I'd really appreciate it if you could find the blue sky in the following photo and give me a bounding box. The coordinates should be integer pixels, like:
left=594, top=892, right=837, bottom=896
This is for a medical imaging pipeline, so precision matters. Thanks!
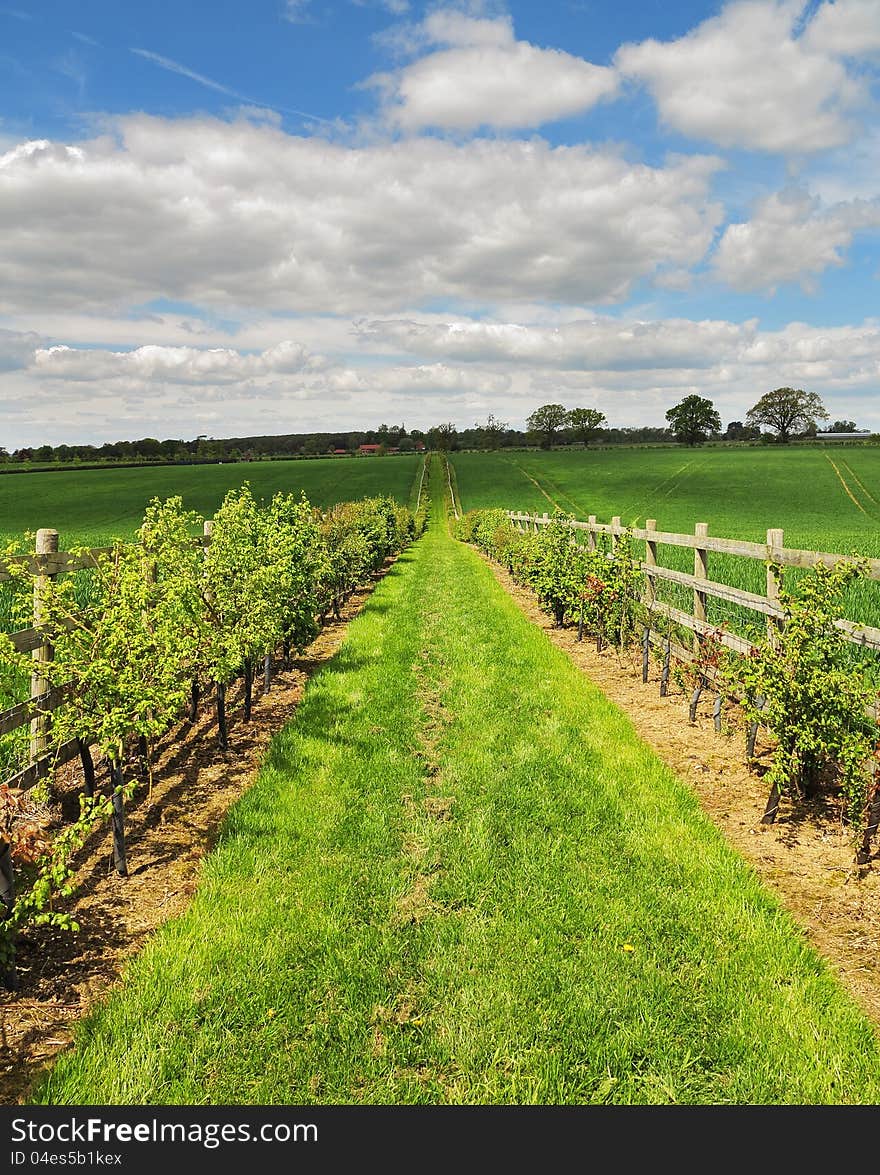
left=1, top=0, right=878, bottom=446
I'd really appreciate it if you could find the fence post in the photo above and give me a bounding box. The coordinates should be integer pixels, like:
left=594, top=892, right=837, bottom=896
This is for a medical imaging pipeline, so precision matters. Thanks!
left=30, top=528, right=59, bottom=763
left=694, top=522, right=709, bottom=623
left=542, top=512, right=549, bottom=527
left=611, top=516, right=621, bottom=553
left=766, top=528, right=784, bottom=643
left=644, top=519, right=657, bottom=606
left=587, top=515, right=597, bottom=553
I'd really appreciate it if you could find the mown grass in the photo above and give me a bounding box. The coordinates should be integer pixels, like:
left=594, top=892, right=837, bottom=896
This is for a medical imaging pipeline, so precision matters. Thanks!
left=0, top=455, right=421, bottom=547
left=30, top=457, right=880, bottom=1105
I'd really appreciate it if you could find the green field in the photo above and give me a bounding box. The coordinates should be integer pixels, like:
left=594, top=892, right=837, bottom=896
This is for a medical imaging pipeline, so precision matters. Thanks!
left=451, top=447, right=880, bottom=556
left=29, top=458, right=880, bottom=1106
left=0, top=455, right=422, bottom=547
left=451, top=447, right=880, bottom=645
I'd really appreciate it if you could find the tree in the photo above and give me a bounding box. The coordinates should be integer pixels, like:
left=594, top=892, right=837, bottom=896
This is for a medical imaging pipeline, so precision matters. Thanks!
left=475, top=413, right=508, bottom=450
left=665, top=395, right=721, bottom=446
left=565, top=407, right=606, bottom=445
left=428, top=422, right=458, bottom=451
left=723, top=421, right=761, bottom=442
left=830, top=420, right=858, bottom=433
left=746, top=387, right=829, bottom=443
left=526, top=403, right=568, bottom=448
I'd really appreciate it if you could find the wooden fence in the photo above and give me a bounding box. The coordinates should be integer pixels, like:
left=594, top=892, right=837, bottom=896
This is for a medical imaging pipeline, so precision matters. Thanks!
left=0, top=526, right=213, bottom=793
left=506, top=510, right=880, bottom=670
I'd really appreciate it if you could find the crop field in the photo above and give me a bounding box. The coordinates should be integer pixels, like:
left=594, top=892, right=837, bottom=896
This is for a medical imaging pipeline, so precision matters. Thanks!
left=451, top=447, right=880, bottom=643
left=0, top=454, right=422, bottom=547
left=451, top=447, right=880, bottom=555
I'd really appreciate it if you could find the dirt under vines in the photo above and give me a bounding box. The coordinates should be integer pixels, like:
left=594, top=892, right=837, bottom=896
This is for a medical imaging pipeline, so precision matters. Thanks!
left=4, top=548, right=880, bottom=1106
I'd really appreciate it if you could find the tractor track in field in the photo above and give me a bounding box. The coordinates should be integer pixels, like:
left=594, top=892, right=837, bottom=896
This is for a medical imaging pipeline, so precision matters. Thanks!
left=824, top=454, right=874, bottom=518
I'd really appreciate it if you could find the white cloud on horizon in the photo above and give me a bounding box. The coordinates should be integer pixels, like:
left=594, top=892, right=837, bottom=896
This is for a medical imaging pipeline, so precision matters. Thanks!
left=4, top=312, right=880, bottom=448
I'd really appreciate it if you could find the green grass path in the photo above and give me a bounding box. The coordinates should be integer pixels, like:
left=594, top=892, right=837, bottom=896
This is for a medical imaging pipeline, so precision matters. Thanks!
left=33, top=458, right=880, bottom=1105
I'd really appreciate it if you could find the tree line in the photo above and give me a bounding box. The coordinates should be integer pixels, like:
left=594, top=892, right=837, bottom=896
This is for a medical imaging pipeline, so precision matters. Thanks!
left=524, top=389, right=869, bottom=448
left=2, top=389, right=871, bottom=467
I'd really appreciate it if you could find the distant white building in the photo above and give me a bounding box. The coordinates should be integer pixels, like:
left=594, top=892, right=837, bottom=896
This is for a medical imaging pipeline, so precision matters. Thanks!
left=815, top=431, right=873, bottom=441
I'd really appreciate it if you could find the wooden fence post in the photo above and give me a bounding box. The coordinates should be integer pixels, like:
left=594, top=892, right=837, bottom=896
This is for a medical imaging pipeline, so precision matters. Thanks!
left=766, top=528, right=784, bottom=643
left=30, top=528, right=58, bottom=763
left=587, top=516, right=597, bottom=553
left=611, top=516, right=621, bottom=553
left=644, top=519, right=657, bottom=606
left=694, top=523, right=709, bottom=653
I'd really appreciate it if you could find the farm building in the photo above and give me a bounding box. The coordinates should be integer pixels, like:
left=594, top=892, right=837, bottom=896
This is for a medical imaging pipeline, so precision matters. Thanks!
left=815, top=431, right=873, bottom=441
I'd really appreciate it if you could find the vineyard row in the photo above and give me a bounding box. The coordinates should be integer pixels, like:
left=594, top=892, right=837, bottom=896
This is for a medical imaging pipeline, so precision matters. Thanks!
left=0, top=472, right=429, bottom=986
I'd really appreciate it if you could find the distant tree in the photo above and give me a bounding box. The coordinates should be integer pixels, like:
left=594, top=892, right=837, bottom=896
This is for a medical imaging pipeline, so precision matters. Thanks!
left=724, top=421, right=762, bottom=442
left=476, top=413, right=508, bottom=450
left=526, top=403, right=568, bottom=448
left=829, top=420, right=858, bottom=433
left=565, top=407, right=606, bottom=445
left=746, top=388, right=829, bottom=443
left=428, top=422, right=458, bottom=451
left=665, top=395, right=721, bottom=446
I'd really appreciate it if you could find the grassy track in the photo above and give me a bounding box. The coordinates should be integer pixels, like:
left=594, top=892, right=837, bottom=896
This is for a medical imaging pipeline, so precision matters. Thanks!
left=31, top=457, right=880, bottom=1105
left=0, top=455, right=421, bottom=546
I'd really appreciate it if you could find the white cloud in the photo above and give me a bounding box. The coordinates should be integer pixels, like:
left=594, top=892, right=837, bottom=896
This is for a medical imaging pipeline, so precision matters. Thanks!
left=355, top=315, right=756, bottom=369
left=6, top=312, right=880, bottom=444
left=32, top=340, right=324, bottom=383
left=616, top=0, right=869, bottom=153
left=803, top=0, right=880, bottom=57
left=282, top=1, right=312, bottom=23
left=367, top=10, right=618, bottom=131
left=0, top=115, right=723, bottom=315
left=713, top=187, right=880, bottom=292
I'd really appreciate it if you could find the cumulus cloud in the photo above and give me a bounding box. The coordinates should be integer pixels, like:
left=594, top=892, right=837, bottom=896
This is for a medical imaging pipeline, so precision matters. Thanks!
left=713, top=187, right=880, bottom=292
left=803, top=0, right=880, bottom=57
left=367, top=10, right=619, bottom=131
left=32, top=340, right=324, bottom=383
left=616, top=0, right=869, bottom=153
left=352, top=312, right=880, bottom=404
left=0, top=115, right=723, bottom=315
left=7, top=312, right=880, bottom=443
left=355, top=315, right=757, bottom=369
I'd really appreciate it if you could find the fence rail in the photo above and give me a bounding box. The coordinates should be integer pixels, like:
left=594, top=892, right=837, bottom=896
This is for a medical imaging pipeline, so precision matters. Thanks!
left=506, top=511, right=880, bottom=654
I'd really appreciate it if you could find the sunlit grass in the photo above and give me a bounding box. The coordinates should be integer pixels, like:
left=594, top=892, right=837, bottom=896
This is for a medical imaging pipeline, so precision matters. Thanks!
left=28, top=457, right=880, bottom=1106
